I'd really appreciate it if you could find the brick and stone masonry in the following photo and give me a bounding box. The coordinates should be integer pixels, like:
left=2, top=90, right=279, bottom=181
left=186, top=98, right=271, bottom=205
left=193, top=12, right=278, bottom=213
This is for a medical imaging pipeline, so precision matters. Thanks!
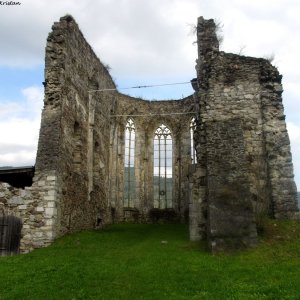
left=189, top=17, right=298, bottom=252
left=0, top=15, right=298, bottom=253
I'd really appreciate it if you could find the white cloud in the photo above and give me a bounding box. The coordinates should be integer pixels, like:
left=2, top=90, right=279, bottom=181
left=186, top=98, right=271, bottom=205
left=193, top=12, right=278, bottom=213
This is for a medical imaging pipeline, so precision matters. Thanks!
left=0, top=0, right=201, bottom=78
left=0, top=102, right=22, bottom=120
left=1, top=0, right=299, bottom=81
left=21, top=86, right=44, bottom=117
left=288, top=122, right=300, bottom=141
left=287, top=122, right=300, bottom=190
left=0, top=86, right=43, bottom=166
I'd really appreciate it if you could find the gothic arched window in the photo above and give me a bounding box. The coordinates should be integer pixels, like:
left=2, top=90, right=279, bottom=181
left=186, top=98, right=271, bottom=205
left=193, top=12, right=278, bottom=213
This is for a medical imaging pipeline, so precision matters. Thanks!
left=124, top=118, right=135, bottom=207
left=190, top=117, right=197, bottom=164
left=153, top=124, right=173, bottom=209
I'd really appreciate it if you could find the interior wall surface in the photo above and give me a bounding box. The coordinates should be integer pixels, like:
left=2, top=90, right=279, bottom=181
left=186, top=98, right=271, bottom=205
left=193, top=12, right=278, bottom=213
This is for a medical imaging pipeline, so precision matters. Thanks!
left=110, top=94, right=195, bottom=223
left=35, top=15, right=116, bottom=236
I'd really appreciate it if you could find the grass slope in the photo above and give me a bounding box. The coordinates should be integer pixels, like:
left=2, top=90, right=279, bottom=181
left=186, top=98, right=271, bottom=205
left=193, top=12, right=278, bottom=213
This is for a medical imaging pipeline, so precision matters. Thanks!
left=1, top=221, right=300, bottom=300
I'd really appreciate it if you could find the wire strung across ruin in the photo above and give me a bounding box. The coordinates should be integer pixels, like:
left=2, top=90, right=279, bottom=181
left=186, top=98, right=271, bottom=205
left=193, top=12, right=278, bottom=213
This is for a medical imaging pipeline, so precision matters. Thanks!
left=88, top=81, right=191, bottom=93
left=88, top=80, right=196, bottom=117
left=110, top=112, right=197, bottom=117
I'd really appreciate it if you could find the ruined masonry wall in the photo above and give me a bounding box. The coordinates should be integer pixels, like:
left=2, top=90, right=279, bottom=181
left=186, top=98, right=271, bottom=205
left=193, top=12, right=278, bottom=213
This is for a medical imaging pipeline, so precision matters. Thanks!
left=190, top=17, right=298, bottom=252
left=204, top=54, right=272, bottom=218
left=206, top=119, right=258, bottom=252
left=260, top=63, right=298, bottom=218
left=206, top=53, right=298, bottom=219
left=1, top=15, right=116, bottom=252
left=1, top=15, right=298, bottom=254
left=110, top=94, right=194, bottom=222
left=36, top=15, right=116, bottom=237
left=0, top=172, right=58, bottom=253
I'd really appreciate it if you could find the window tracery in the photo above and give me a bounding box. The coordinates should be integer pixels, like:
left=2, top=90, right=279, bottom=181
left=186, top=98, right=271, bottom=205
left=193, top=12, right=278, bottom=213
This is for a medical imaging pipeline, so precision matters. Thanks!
left=153, top=124, right=173, bottom=208
left=124, top=118, right=135, bottom=207
left=190, top=117, right=197, bottom=164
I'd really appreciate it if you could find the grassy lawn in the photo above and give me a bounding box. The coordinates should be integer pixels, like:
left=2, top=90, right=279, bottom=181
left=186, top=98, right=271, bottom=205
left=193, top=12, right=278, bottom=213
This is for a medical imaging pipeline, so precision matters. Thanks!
left=1, top=221, right=300, bottom=300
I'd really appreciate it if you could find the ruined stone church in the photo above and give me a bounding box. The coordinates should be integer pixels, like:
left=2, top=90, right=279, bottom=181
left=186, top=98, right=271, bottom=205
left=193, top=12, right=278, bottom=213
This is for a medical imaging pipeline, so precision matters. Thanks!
left=0, top=15, right=298, bottom=254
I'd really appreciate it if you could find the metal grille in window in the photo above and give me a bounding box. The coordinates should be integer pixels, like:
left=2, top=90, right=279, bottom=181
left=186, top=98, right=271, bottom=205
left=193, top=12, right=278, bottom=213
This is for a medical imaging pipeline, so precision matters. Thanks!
left=124, top=118, right=136, bottom=208
left=153, top=124, right=173, bottom=209
left=190, top=117, right=197, bottom=164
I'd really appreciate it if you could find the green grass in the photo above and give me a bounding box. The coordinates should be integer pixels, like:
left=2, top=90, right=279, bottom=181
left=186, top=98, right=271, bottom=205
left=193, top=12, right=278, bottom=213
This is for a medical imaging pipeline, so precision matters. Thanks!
left=1, top=221, right=300, bottom=300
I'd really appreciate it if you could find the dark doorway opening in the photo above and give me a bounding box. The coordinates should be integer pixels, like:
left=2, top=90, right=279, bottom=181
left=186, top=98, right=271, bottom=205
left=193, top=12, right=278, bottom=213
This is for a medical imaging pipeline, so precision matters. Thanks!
left=0, top=215, right=22, bottom=256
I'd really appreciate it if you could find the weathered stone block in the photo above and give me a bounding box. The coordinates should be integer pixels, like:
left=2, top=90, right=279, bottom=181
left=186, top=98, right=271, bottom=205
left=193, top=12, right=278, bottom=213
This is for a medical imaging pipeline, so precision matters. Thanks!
left=47, top=201, right=56, bottom=208
left=37, top=180, right=46, bottom=186
left=44, top=195, right=56, bottom=201
left=45, top=207, right=57, bottom=217
left=7, top=196, right=24, bottom=205
left=19, top=205, right=28, bottom=210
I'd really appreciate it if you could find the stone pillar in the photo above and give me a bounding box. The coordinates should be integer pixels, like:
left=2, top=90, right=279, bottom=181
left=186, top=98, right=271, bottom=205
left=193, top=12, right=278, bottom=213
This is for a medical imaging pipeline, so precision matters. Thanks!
left=189, top=93, right=208, bottom=241
left=190, top=17, right=220, bottom=241
left=189, top=164, right=207, bottom=241
left=206, top=120, right=257, bottom=253
left=196, top=17, right=219, bottom=88
left=87, top=92, right=95, bottom=200
left=189, top=17, right=219, bottom=242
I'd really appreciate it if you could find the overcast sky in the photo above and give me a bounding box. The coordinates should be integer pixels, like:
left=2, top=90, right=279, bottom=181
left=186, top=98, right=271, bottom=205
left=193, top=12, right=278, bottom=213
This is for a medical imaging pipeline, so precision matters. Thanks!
left=0, top=0, right=299, bottom=189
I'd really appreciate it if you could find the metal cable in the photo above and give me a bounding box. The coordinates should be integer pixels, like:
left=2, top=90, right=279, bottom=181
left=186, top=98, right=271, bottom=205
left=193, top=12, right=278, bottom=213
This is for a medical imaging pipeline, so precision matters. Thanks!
left=110, top=112, right=196, bottom=117
left=89, top=81, right=191, bottom=93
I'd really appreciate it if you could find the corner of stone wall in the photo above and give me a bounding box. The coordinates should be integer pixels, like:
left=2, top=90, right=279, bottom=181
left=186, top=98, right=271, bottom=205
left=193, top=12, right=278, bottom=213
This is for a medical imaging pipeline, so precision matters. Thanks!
left=188, top=17, right=220, bottom=243
left=0, top=171, right=60, bottom=253
left=189, top=164, right=207, bottom=241
left=259, top=60, right=299, bottom=219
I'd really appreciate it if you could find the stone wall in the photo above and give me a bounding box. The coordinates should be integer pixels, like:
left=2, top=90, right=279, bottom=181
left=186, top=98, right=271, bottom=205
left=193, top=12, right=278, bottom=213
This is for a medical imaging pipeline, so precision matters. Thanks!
left=0, top=15, right=196, bottom=253
left=39, top=15, right=116, bottom=235
left=110, top=94, right=195, bottom=222
left=206, top=119, right=257, bottom=252
left=0, top=15, right=116, bottom=252
left=34, top=15, right=196, bottom=235
left=190, top=17, right=298, bottom=252
left=1, top=15, right=298, bottom=254
left=0, top=172, right=58, bottom=253
left=259, top=63, right=298, bottom=218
